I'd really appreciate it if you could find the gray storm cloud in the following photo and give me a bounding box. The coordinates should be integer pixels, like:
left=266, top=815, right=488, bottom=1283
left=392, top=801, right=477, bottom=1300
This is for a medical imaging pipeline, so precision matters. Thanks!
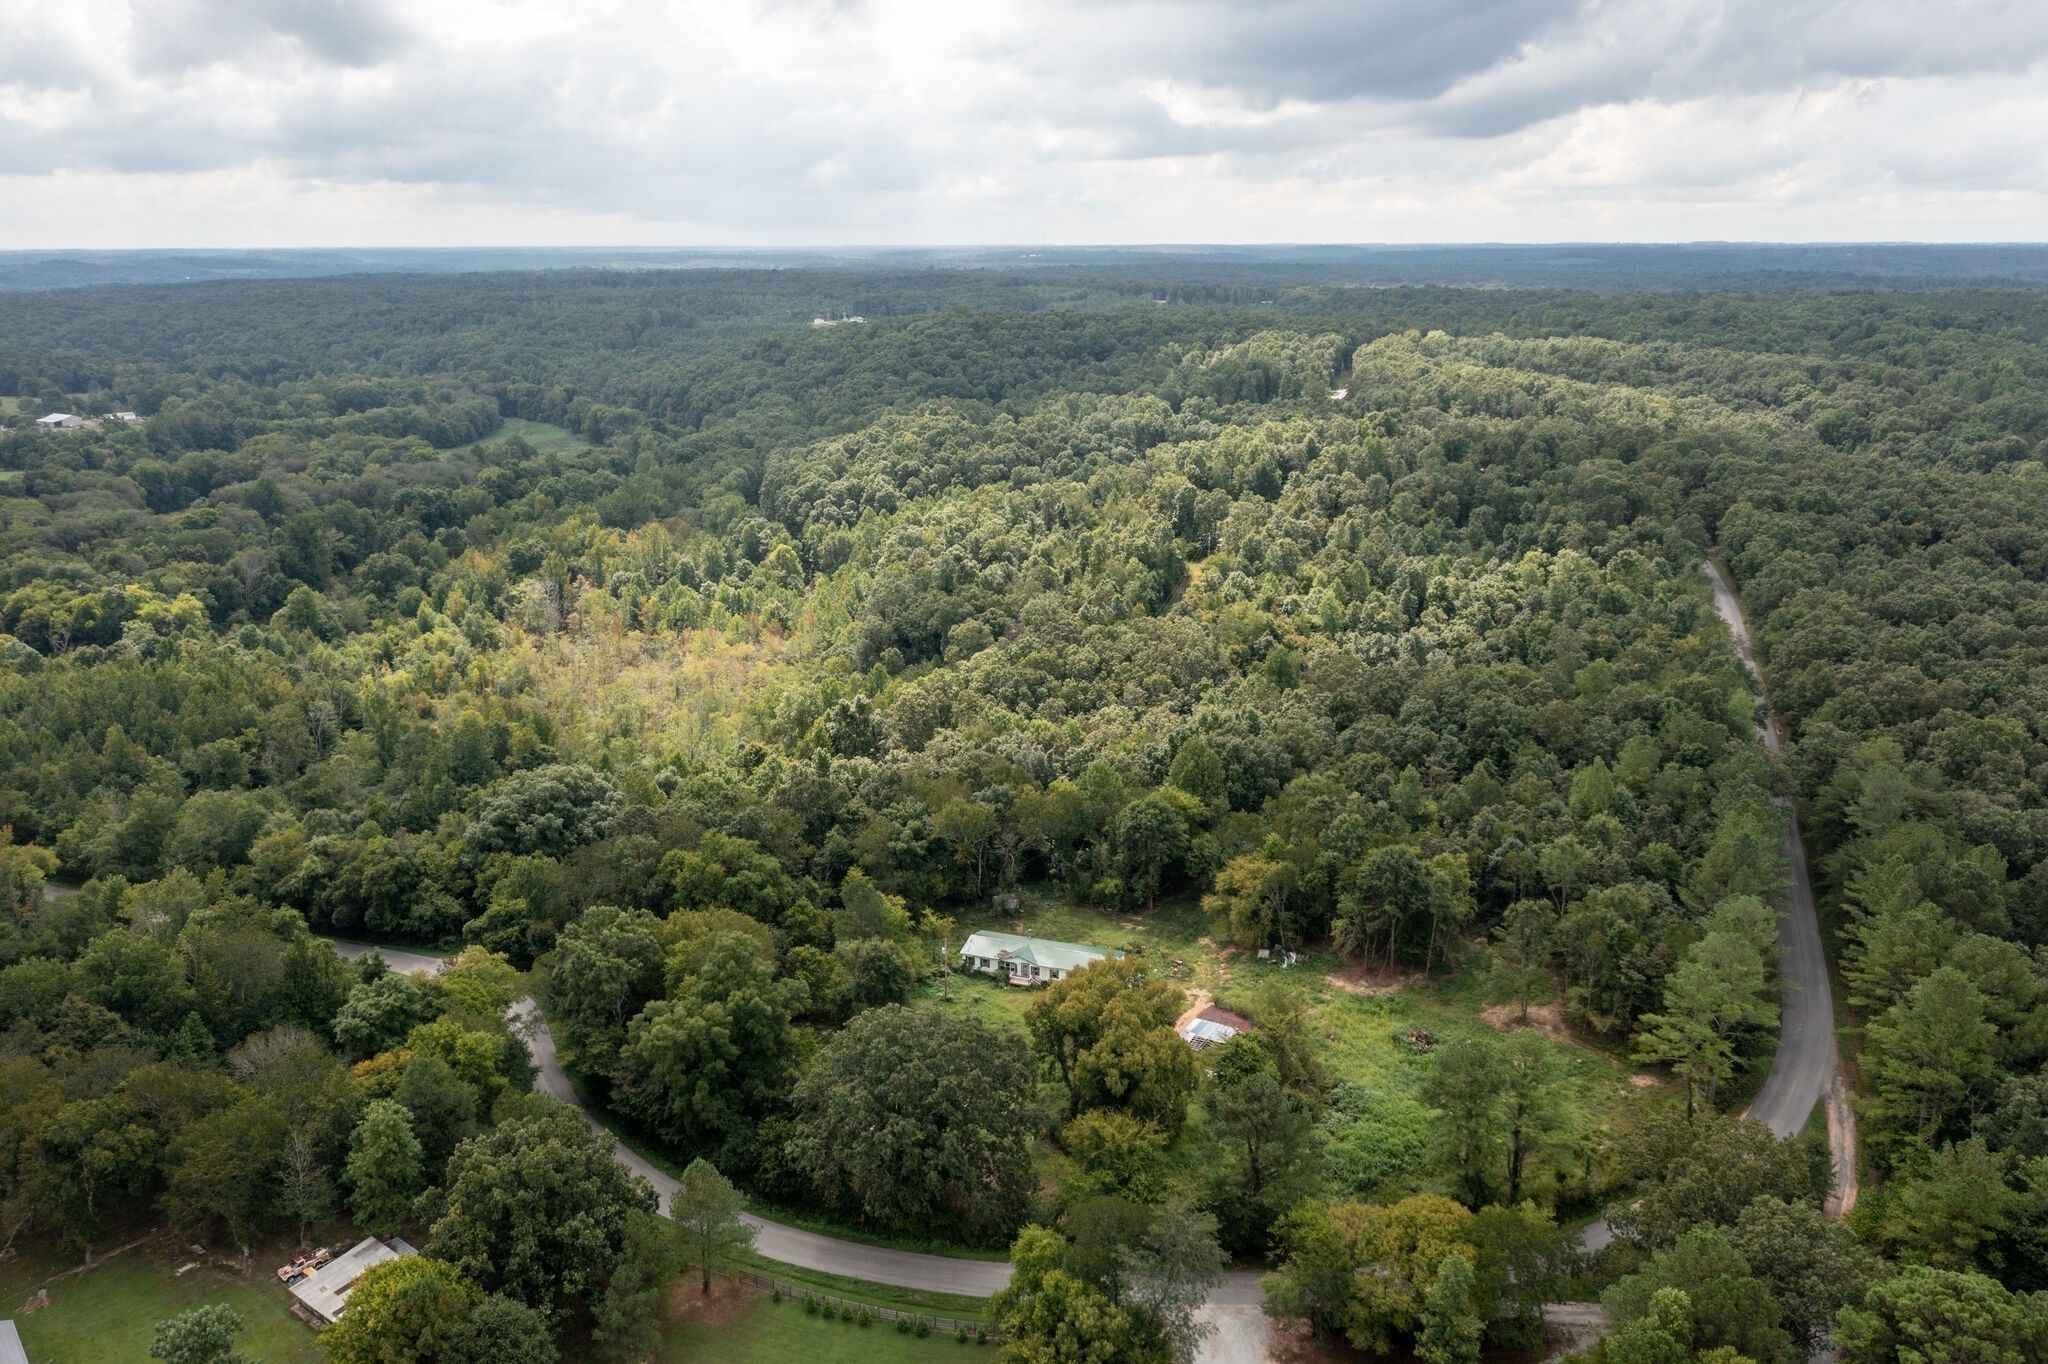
left=1, top=0, right=2045, bottom=245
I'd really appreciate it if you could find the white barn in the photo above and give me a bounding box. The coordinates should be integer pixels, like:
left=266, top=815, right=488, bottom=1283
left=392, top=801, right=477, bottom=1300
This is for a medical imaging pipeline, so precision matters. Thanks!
left=34, top=413, right=82, bottom=429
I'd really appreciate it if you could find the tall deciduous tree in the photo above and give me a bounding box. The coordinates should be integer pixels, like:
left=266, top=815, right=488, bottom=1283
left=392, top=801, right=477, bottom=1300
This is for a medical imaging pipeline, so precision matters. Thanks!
left=1728, top=1197, right=1879, bottom=1355
left=393, top=1054, right=477, bottom=1180
left=1027, top=956, right=1193, bottom=1136
left=1600, top=1226, right=1794, bottom=1364
left=1424, top=1038, right=1506, bottom=1208
left=1209, top=1070, right=1321, bottom=1256
left=161, top=1096, right=290, bottom=1251
left=610, top=933, right=807, bottom=1148
left=320, top=1257, right=477, bottom=1364
left=1120, top=1204, right=1226, bottom=1364
left=148, top=1303, right=252, bottom=1364
left=428, top=1099, right=656, bottom=1317
left=787, top=1004, right=1035, bottom=1243
left=1416, top=1253, right=1483, bottom=1364
left=346, top=1098, right=424, bottom=1237
left=468, top=763, right=621, bottom=861
left=991, top=1225, right=1170, bottom=1364
left=1113, top=794, right=1190, bottom=910
left=547, top=904, right=665, bottom=1073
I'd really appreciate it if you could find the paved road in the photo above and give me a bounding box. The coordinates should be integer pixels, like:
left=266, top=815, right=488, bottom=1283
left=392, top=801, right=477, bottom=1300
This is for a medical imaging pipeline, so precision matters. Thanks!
left=316, top=563, right=1853, bottom=1357
left=1582, top=565, right=1854, bottom=1255
left=1703, top=562, right=1856, bottom=1213
left=329, top=939, right=1271, bottom=1318
left=330, top=941, right=1024, bottom=1295
left=330, top=941, right=448, bottom=977
left=1702, top=564, right=1843, bottom=1138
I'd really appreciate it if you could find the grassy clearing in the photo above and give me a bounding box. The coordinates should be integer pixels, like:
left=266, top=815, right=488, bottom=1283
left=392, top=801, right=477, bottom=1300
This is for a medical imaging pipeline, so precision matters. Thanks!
left=729, top=1254, right=995, bottom=1317
left=447, top=416, right=587, bottom=455
left=939, top=886, right=1673, bottom=1203
left=0, top=1226, right=330, bottom=1364
left=586, top=881, right=1670, bottom=1270
left=654, top=1278, right=990, bottom=1362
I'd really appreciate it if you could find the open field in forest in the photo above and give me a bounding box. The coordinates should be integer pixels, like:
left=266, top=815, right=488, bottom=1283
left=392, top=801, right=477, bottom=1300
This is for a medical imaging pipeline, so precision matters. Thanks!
left=448, top=416, right=589, bottom=454
left=918, top=887, right=1673, bottom=1205
left=0, top=1226, right=328, bottom=1364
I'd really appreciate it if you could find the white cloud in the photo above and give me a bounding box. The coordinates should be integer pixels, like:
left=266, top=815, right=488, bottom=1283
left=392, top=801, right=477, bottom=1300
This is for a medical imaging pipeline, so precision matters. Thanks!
left=0, top=0, right=2045, bottom=245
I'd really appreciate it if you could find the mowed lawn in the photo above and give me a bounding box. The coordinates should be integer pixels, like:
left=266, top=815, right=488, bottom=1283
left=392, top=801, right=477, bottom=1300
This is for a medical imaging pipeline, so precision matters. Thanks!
left=0, top=1230, right=324, bottom=1364
left=657, top=1279, right=990, bottom=1363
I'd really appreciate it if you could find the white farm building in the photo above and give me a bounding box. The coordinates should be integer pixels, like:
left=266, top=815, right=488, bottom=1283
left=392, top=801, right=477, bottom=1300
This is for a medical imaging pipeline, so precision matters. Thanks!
left=960, top=931, right=1121, bottom=986
left=288, top=1236, right=417, bottom=1325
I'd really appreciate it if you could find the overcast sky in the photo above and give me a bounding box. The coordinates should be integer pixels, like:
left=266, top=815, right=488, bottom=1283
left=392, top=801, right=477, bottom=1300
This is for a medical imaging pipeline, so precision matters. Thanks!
left=4, top=0, right=2046, bottom=248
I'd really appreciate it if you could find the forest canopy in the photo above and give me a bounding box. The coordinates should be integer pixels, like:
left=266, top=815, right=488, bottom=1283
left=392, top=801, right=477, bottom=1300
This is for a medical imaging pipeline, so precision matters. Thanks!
left=3, top=264, right=2047, bottom=1359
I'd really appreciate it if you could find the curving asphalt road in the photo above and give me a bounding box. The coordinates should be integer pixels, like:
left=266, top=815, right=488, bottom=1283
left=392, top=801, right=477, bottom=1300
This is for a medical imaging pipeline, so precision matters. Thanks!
left=328, top=940, right=1028, bottom=1296
left=329, top=934, right=1280, bottom=1364
left=191, top=564, right=1858, bottom=1360
left=1703, top=564, right=1851, bottom=1163
left=1581, top=565, right=1855, bottom=1255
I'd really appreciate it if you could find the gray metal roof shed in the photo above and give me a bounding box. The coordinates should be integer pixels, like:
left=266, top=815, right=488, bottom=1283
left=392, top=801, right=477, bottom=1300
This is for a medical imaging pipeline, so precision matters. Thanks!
left=0, top=1319, right=28, bottom=1364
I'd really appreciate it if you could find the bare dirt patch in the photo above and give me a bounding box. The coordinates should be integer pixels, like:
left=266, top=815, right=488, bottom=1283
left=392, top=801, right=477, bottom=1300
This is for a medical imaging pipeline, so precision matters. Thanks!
left=1325, top=960, right=1421, bottom=996
left=1173, top=989, right=1215, bottom=1033
left=1479, top=999, right=1574, bottom=1045
left=665, top=1275, right=760, bottom=1329
left=1628, top=1074, right=1658, bottom=1088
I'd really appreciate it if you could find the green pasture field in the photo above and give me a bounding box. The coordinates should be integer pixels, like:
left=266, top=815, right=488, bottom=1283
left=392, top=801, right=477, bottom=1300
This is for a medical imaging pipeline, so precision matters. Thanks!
left=655, top=1279, right=990, bottom=1363
left=449, top=417, right=588, bottom=455
left=0, top=1227, right=327, bottom=1364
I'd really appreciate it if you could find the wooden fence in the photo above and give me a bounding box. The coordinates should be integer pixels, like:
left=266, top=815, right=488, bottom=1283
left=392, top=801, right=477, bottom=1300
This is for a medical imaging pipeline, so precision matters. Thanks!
left=723, top=1267, right=999, bottom=1341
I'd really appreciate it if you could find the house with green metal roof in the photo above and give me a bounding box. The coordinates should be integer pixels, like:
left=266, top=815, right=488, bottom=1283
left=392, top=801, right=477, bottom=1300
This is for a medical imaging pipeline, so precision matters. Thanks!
left=959, top=930, right=1121, bottom=985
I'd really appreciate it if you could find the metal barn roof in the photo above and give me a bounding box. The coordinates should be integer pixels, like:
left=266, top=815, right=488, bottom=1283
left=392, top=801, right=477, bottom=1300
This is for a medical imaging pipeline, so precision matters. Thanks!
left=959, top=931, right=1122, bottom=974
left=289, top=1236, right=417, bottom=1323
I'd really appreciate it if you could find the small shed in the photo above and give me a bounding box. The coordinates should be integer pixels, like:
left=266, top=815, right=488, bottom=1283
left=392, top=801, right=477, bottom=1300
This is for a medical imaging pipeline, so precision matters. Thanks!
left=289, top=1236, right=418, bottom=1325
left=0, top=1319, right=27, bottom=1364
left=1178, top=1005, right=1255, bottom=1049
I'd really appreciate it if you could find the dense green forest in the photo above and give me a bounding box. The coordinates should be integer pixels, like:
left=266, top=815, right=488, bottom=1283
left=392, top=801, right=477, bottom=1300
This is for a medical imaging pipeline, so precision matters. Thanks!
left=2, top=268, right=2045, bottom=1362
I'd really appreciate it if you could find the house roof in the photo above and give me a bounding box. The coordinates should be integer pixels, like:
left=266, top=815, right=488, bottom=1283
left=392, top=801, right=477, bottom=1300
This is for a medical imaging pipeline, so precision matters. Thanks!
left=289, top=1236, right=416, bottom=1323
left=34, top=413, right=74, bottom=425
left=960, top=931, right=1121, bottom=974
